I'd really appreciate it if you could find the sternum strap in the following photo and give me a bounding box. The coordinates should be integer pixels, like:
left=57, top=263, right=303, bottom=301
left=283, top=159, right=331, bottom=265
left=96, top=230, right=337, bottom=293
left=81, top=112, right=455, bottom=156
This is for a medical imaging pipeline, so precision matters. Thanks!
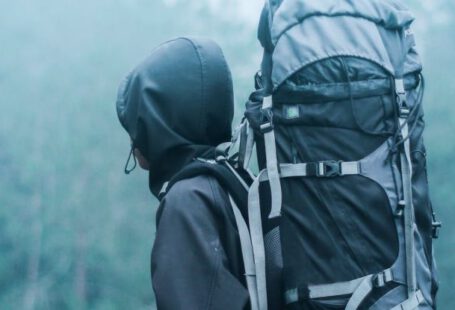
left=284, top=269, right=394, bottom=306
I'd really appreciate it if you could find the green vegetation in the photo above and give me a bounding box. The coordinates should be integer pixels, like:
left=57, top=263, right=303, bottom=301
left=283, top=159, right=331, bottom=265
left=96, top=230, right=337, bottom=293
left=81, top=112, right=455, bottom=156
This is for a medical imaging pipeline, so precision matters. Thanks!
left=0, top=0, right=453, bottom=309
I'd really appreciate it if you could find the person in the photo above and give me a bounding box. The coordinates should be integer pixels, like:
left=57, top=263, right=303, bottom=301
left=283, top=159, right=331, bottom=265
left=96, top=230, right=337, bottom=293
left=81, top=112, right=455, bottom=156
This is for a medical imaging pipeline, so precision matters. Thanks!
left=116, top=37, right=250, bottom=310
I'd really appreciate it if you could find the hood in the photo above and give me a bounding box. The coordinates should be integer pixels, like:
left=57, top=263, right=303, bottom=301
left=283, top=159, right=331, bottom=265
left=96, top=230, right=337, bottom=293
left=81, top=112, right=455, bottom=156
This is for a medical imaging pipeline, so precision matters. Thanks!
left=116, top=37, right=234, bottom=197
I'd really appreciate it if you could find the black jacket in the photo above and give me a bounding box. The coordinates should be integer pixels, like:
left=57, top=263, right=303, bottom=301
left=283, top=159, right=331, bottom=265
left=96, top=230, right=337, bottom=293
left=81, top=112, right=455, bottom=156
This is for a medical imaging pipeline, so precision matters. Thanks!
left=116, top=37, right=249, bottom=309
left=152, top=175, right=249, bottom=310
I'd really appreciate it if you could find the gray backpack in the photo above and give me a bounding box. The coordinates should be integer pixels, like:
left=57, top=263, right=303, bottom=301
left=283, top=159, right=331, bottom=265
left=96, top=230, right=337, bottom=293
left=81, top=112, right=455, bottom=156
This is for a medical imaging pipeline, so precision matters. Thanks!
left=237, top=1, right=441, bottom=309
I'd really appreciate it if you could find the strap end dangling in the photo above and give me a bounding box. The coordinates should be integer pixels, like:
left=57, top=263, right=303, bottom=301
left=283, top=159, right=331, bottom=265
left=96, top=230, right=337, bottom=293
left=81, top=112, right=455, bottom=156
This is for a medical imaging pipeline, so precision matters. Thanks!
left=124, top=146, right=137, bottom=174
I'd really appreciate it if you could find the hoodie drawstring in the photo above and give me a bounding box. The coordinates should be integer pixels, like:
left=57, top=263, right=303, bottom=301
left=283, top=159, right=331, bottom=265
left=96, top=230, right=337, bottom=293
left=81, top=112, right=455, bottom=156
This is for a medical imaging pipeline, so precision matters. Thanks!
left=124, top=146, right=137, bottom=174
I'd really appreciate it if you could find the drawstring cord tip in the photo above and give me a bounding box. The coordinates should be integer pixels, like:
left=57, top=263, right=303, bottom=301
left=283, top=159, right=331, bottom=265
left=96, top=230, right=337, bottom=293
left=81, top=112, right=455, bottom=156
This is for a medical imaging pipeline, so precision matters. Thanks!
left=124, top=146, right=137, bottom=174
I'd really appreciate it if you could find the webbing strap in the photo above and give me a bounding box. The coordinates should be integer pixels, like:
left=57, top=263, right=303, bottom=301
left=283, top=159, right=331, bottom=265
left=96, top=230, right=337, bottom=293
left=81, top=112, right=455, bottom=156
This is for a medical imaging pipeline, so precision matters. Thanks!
left=391, top=290, right=425, bottom=310
left=341, top=162, right=362, bottom=175
left=400, top=121, right=417, bottom=295
left=243, top=123, right=255, bottom=170
left=345, top=276, right=374, bottom=310
left=223, top=160, right=250, bottom=190
left=235, top=119, right=248, bottom=164
left=309, top=275, right=368, bottom=299
left=284, top=269, right=393, bottom=306
left=248, top=170, right=268, bottom=310
left=229, top=195, right=259, bottom=310
left=262, top=96, right=282, bottom=219
left=396, top=78, right=417, bottom=296
left=258, top=161, right=361, bottom=182
left=282, top=161, right=360, bottom=178
left=345, top=269, right=393, bottom=310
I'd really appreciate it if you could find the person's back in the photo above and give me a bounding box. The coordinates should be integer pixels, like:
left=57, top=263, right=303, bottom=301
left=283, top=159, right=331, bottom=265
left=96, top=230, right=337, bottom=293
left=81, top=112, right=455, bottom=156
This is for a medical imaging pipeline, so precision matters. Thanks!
left=116, top=37, right=250, bottom=309
left=153, top=175, right=249, bottom=309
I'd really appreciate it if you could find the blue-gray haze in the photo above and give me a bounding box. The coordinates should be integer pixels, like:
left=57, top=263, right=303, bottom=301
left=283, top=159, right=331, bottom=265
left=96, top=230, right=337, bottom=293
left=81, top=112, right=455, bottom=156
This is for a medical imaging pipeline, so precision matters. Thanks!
left=0, top=0, right=453, bottom=309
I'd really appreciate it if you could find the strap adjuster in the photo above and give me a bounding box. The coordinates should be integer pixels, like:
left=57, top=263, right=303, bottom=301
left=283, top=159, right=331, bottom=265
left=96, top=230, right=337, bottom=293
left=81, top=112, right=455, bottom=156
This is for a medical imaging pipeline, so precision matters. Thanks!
left=260, top=108, right=274, bottom=133
left=372, top=270, right=393, bottom=288
left=317, top=160, right=341, bottom=177
left=284, top=286, right=310, bottom=305
left=260, top=122, right=274, bottom=133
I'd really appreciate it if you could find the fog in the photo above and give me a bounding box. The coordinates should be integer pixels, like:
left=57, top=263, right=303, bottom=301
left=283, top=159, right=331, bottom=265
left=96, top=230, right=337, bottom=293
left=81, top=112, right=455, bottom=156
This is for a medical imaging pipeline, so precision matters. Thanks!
left=0, top=0, right=453, bottom=309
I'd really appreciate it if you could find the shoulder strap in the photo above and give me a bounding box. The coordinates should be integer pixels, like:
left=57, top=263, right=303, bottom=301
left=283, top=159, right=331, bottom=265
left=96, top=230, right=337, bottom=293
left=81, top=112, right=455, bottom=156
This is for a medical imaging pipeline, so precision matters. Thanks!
left=162, top=159, right=251, bottom=218
left=163, top=159, right=259, bottom=309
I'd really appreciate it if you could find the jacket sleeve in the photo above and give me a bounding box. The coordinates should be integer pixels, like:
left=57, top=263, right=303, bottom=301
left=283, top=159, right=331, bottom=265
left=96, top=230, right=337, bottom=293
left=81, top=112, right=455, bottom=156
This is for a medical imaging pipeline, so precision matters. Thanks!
left=151, top=176, right=249, bottom=310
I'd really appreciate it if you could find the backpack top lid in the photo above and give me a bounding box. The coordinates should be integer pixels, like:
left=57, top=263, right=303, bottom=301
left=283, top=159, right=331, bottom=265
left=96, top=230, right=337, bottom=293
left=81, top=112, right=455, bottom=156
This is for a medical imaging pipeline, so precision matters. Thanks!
left=260, top=0, right=421, bottom=91
left=269, top=0, right=414, bottom=43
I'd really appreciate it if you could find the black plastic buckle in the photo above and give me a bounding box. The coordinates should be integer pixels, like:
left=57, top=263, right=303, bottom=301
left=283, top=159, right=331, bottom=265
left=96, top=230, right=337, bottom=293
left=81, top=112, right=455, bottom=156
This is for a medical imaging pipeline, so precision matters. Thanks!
left=395, top=79, right=409, bottom=118
left=317, top=161, right=341, bottom=177
left=260, top=108, right=274, bottom=133
left=396, top=91, right=406, bottom=105
left=432, top=221, right=442, bottom=239
left=395, top=200, right=405, bottom=217
left=395, top=79, right=408, bottom=114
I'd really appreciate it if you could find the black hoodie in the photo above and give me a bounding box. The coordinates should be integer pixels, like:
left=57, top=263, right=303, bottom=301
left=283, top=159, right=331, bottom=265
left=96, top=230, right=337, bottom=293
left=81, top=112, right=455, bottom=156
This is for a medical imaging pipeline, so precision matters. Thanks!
left=116, top=38, right=249, bottom=310
left=117, top=37, right=234, bottom=196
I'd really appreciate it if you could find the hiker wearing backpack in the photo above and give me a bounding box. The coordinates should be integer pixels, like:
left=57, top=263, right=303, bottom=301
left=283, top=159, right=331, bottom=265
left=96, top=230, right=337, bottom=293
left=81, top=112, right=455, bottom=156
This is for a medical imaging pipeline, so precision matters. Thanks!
left=234, top=1, right=441, bottom=309
left=116, top=37, right=258, bottom=310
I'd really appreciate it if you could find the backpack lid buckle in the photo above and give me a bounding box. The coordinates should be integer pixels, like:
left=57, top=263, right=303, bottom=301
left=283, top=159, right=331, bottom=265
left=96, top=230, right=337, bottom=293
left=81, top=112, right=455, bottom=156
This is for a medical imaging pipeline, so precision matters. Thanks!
left=317, top=160, right=341, bottom=177
left=399, top=105, right=410, bottom=118
left=395, top=79, right=409, bottom=117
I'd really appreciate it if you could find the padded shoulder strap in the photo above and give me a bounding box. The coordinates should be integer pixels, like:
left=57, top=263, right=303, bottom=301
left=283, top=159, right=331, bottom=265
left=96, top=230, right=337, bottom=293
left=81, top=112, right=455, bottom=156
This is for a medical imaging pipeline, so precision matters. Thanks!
left=163, top=159, right=257, bottom=308
left=163, top=159, right=251, bottom=225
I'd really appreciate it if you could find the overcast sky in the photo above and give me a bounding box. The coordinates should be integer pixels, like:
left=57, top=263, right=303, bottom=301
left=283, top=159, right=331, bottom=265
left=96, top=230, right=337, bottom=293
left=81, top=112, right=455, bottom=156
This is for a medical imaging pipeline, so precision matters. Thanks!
left=162, top=0, right=264, bottom=27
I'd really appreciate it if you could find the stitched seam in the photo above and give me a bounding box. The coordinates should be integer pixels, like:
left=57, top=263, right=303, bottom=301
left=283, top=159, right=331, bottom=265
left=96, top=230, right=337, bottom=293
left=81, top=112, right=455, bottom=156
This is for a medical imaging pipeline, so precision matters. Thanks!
left=181, top=38, right=206, bottom=139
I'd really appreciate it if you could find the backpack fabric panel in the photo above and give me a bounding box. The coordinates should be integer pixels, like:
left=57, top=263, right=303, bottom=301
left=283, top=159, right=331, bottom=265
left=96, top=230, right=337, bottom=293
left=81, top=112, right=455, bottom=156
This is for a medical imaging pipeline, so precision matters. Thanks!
left=245, top=0, right=438, bottom=308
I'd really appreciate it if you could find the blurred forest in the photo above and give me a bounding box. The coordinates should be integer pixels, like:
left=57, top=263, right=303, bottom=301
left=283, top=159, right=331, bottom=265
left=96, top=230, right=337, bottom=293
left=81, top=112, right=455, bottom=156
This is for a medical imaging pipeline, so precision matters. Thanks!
left=0, top=0, right=453, bottom=309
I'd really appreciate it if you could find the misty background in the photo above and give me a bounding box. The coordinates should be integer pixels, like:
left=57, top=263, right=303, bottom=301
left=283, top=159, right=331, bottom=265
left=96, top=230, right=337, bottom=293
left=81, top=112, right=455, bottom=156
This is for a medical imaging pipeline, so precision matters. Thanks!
left=0, top=0, right=453, bottom=309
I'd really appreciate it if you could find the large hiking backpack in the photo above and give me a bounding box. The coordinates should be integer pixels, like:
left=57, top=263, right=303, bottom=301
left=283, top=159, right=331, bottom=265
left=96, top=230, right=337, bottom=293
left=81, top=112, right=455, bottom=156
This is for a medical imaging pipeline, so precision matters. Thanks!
left=240, top=1, right=441, bottom=309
